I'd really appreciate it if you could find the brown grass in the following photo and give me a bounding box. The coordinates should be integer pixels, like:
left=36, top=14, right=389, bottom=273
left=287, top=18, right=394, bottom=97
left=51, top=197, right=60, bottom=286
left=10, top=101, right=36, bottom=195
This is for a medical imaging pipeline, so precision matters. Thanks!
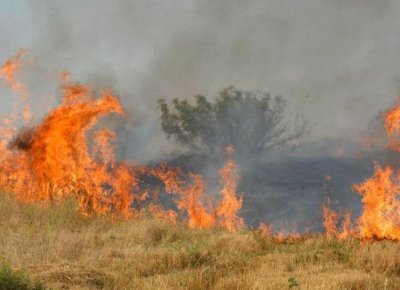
left=0, top=192, right=399, bottom=289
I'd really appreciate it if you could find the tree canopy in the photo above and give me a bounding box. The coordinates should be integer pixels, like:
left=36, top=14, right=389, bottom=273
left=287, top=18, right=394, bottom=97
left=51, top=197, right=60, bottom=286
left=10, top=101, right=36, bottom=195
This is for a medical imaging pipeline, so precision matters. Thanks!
left=158, top=86, right=304, bottom=159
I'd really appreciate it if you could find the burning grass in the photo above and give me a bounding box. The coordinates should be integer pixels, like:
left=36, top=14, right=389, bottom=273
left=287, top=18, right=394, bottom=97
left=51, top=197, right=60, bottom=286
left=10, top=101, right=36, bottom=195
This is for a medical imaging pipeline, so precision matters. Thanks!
left=0, top=51, right=244, bottom=232
left=1, top=193, right=400, bottom=290
left=1, top=50, right=400, bottom=288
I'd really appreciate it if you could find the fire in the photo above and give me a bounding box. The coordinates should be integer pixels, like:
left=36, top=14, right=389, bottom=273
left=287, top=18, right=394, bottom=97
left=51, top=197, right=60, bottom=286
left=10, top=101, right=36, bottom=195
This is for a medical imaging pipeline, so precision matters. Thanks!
left=150, top=164, right=216, bottom=229
left=10, top=49, right=400, bottom=239
left=0, top=51, right=244, bottom=231
left=322, top=203, right=355, bottom=240
left=0, top=80, right=138, bottom=217
left=215, top=146, right=244, bottom=231
left=353, top=165, right=400, bottom=240
left=258, top=223, right=272, bottom=238
left=322, top=204, right=338, bottom=238
left=152, top=146, right=243, bottom=232
left=385, top=100, right=400, bottom=152
left=350, top=100, right=400, bottom=240
left=0, top=50, right=28, bottom=97
left=338, top=211, right=355, bottom=240
left=322, top=99, right=400, bottom=241
left=0, top=50, right=31, bottom=123
left=320, top=98, right=400, bottom=241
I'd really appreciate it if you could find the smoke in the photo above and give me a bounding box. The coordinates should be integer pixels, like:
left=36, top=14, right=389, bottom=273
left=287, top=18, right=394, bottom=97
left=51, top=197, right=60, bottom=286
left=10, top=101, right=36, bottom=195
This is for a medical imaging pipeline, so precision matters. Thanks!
left=0, top=0, right=399, bottom=154
left=1, top=0, right=400, bottom=229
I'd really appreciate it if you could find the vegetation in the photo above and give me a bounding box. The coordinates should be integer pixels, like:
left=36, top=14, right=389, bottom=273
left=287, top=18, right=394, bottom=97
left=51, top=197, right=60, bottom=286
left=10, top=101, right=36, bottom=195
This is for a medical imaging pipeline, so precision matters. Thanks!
left=158, top=87, right=305, bottom=160
left=0, top=193, right=399, bottom=289
left=0, top=263, right=44, bottom=290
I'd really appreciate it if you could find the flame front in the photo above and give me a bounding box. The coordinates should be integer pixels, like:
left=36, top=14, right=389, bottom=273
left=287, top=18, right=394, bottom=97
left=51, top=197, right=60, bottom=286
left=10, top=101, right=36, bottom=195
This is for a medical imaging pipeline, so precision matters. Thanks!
left=350, top=100, right=400, bottom=240
left=0, top=51, right=244, bottom=230
left=5, top=50, right=400, bottom=239
left=353, top=164, right=400, bottom=240
left=323, top=100, right=400, bottom=241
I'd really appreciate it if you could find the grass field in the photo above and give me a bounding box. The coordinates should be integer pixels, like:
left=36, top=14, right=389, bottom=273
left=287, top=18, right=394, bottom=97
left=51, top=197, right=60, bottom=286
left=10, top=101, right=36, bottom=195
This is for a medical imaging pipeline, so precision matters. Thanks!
left=0, top=193, right=399, bottom=290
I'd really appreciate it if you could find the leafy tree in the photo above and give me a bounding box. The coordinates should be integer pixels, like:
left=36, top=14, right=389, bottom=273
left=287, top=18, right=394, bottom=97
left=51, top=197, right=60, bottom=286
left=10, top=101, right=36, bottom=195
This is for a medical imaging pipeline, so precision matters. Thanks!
left=158, top=86, right=304, bottom=159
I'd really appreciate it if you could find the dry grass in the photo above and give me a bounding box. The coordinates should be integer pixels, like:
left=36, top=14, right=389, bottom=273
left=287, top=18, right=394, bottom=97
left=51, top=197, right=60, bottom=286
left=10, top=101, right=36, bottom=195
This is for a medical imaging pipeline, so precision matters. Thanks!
left=0, top=193, right=399, bottom=290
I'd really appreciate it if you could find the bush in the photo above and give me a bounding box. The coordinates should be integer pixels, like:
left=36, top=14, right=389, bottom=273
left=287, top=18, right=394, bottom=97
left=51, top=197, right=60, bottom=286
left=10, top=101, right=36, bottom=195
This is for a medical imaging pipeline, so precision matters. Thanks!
left=158, top=86, right=305, bottom=160
left=0, top=264, right=45, bottom=290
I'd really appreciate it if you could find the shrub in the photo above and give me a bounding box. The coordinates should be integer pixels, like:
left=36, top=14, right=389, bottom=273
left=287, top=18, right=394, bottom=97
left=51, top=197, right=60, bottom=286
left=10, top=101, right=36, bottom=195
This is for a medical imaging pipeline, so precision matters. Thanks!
left=0, top=263, right=45, bottom=290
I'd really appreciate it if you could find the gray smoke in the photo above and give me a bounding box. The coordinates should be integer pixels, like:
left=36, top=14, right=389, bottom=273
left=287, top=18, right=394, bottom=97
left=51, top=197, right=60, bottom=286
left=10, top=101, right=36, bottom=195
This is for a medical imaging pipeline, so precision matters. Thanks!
left=1, top=0, right=400, bottom=229
left=1, top=1, right=399, bottom=152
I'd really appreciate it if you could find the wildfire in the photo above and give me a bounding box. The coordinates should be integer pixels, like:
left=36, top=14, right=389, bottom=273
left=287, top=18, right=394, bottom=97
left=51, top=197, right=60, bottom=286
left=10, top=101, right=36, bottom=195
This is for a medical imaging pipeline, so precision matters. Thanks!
left=5, top=50, right=400, bottom=239
left=0, top=51, right=244, bottom=231
left=351, top=100, right=400, bottom=240
left=215, top=146, right=244, bottom=231
left=0, top=49, right=31, bottom=123
left=0, top=49, right=28, bottom=96
left=322, top=100, right=400, bottom=241
left=152, top=146, right=243, bottom=232
left=322, top=202, right=355, bottom=240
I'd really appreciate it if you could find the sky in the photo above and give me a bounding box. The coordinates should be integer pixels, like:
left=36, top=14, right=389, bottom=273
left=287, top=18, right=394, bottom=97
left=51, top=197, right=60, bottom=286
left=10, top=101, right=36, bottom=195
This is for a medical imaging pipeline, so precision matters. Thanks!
left=1, top=0, right=400, bottom=159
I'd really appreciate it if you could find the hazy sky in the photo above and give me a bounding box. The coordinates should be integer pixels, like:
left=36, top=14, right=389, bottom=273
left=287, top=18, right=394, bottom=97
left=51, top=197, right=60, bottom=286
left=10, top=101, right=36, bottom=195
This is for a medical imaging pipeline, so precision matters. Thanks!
left=1, top=0, right=400, bottom=158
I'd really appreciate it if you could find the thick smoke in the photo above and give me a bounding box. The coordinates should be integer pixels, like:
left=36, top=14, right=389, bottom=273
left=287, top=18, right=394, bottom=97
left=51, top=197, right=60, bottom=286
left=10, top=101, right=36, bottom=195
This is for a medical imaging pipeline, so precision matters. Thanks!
left=1, top=0, right=400, bottom=229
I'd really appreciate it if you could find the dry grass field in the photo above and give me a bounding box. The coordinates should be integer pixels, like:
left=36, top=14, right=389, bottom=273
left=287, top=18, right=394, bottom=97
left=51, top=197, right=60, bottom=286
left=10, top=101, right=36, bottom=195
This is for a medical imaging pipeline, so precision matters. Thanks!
left=0, top=192, right=399, bottom=290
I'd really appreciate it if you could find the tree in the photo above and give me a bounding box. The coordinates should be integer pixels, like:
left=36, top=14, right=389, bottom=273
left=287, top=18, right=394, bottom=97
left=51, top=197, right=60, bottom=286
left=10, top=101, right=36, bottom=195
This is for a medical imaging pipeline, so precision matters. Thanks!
left=158, top=86, right=304, bottom=160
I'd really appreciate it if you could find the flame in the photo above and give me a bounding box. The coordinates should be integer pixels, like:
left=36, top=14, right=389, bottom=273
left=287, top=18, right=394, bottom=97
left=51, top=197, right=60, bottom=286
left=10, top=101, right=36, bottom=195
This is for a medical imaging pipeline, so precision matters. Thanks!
left=0, top=50, right=31, bottom=123
left=9, top=50, right=400, bottom=239
left=319, top=100, right=400, bottom=241
left=338, top=211, right=354, bottom=240
left=322, top=204, right=338, bottom=238
left=152, top=146, right=244, bottom=232
left=258, top=223, right=272, bottom=238
left=0, top=50, right=28, bottom=97
left=151, top=164, right=216, bottom=229
left=0, top=80, right=139, bottom=217
left=215, top=146, right=244, bottom=232
left=0, top=51, right=244, bottom=230
left=385, top=100, right=400, bottom=151
left=353, top=165, right=400, bottom=240
left=349, top=100, right=400, bottom=240
left=322, top=200, right=356, bottom=240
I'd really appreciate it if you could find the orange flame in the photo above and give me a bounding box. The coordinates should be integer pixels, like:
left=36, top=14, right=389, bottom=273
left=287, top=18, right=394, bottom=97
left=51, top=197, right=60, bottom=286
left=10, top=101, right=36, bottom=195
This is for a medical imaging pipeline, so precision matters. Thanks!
left=338, top=211, right=355, bottom=240
left=215, top=146, right=244, bottom=232
left=322, top=204, right=338, bottom=238
left=0, top=81, right=139, bottom=217
left=152, top=146, right=244, bottom=232
left=0, top=50, right=31, bottom=123
left=0, top=51, right=244, bottom=230
left=322, top=200, right=356, bottom=240
left=349, top=100, right=400, bottom=240
left=258, top=223, right=272, bottom=238
left=385, top=100, right=400, bottom=152
left=0, top=50, right=28, bottom=96
left=151, top=164, right=216, bottom=229
left=353, top=165, right=400, bottom=240
left=318, top=99, right=400, bottom=241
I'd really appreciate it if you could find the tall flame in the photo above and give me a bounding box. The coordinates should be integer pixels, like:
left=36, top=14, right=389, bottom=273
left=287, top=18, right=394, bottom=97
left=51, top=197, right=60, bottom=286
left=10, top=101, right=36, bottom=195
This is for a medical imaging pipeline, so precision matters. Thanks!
left=353, top=164, right=400, bottom=240
left=215, top=146, right=244, bottom=232
left=349, top=100, right=400, bottom=240
left=0, top=51, right=244, bottom=230
left=322, top=203, right=338, bottom=239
